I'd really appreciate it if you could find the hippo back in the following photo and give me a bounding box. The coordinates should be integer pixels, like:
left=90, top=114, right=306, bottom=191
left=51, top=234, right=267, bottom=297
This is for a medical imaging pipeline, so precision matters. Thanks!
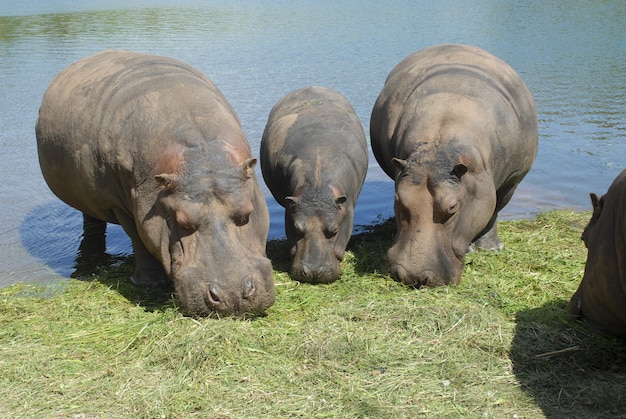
left=371, top=43, right=538, bottom=190
left=36, top=50, right=247, bottom=222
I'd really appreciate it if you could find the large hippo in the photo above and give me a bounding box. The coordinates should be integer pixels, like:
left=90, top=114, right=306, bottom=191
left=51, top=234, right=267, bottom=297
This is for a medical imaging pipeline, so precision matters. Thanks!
left=370, top=44, right=538, bottom=287
left=36, top=50, right=275, bottom=317
left=260, top=86, right=368, bottom=283
left=568, top=170, right=626, bottom=336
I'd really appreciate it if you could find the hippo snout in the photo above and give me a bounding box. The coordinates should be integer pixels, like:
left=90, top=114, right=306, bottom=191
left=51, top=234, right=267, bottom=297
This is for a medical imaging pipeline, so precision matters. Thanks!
left=174, top=259, right=275, bottom=317
left=389, top=264, right=430, bottom=288
left=205, top=276, right=259, bottom=312
left=290, top=259, right=341, bottom=284
left=204, top=275, right=274, bottom=315
left=389, top=262, right=458, bottom=288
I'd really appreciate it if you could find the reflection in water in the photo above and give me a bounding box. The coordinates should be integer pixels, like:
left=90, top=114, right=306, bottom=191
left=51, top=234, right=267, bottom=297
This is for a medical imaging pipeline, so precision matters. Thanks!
left=2, top=0, right=626, bottom=285
left=19, top=201, right=131, bottom=279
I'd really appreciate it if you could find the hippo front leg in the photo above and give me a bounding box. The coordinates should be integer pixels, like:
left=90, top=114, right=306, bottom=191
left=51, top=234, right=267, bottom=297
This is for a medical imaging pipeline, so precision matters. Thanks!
left=130, top=239, right=171, bottom=289
left=471, top=215, right=504, bottom=252
left=113, top=209, right=171, bottom=289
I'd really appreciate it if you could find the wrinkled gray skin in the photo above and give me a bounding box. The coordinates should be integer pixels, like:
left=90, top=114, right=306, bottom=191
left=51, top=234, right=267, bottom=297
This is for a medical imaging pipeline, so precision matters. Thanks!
left=569, top=170, right=626, bottom=336
left=261, top=86, right=368, bottom=283
left=36, top=50, right=275, bottom=317
left=371, top=44, right=538, bottom=287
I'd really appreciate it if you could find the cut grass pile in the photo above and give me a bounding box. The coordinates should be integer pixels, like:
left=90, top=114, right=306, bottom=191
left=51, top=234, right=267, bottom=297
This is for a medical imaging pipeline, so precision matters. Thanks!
left=1, top=210, right=626, bottom=418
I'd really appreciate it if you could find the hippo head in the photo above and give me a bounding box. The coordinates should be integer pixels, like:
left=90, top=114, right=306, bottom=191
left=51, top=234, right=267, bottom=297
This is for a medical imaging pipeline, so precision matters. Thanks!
left=387, top=149, right=496, bottom=287
left=153, top=151, right=275, bottom=317
left=569, top=189, right=626, bottom=336
left=284, top=185, right=350, bottom=284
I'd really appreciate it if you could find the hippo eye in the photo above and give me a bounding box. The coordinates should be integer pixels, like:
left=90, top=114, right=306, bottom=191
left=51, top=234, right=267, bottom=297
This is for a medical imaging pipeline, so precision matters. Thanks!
left=234, top=214, right=250, bottom=226
left=448, top=201, right=459, bottom=215
left=233, top=209, right=252, bottom=226
left=233, top=200, right=254, bottom=227
left=175, top=208, right=199, bottom=233
left=324, top=224, right=339, bottom=239
left=293, top=220, right=306, bottom=236
left=434, top=197, right=459, bottom=224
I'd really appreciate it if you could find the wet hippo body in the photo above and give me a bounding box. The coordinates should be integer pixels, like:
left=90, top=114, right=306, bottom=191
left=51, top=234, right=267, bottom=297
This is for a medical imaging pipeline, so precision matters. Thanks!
left=260, top=86, right=368, bottom=283
left=36, top=50, right=274, bottom=317
left=569, top=170, right=626, bottom=336
left=370, top=44, right=538, bottom=287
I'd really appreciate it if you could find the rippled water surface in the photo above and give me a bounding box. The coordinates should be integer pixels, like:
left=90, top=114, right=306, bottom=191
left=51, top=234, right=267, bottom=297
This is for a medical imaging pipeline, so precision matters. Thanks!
left=1, top=0, right=625, bottom=286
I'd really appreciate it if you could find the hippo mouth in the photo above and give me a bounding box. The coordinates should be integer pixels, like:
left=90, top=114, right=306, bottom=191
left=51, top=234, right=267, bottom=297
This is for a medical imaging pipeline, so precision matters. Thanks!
left=289, top=258, right=342, bottom=284
left=389, top=264, right=434, bottom=288
left=172, top=260, right=275, bottom=318
left=202, top=276, right=264, bottom=316
left=388, top=257, right=463, bottom=288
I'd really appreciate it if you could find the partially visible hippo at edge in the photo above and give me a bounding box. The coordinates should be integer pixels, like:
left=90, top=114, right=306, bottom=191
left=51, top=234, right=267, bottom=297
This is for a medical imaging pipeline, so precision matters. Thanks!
left=261, top=86, right=368, bottom=283
left=370, top=44, right=538, bottom=287
left=569, top=169, right=626, bottom=336
left=36, top=50, right=275, bottom=317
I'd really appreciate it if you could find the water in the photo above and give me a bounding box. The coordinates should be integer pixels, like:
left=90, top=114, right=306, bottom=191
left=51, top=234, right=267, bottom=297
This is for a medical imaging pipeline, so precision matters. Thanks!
left=1, top=0, right=625, bottom=286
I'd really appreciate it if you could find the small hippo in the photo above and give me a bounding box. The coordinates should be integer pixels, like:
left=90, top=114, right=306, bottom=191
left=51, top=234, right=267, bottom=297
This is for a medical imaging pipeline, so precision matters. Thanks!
left=370, top=44, right=538, bottom=287
left=260, top=86, right=368, bottom=283
left=569, top=169, right=626, bottom=336
left=36, top=50, right=275, bottom=317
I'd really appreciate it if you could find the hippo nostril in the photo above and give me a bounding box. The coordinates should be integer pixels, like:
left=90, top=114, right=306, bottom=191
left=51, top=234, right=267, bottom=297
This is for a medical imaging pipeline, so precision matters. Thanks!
left=207, top=284, right=222, bottom=304
left=243, top=277, right=256, bottom=299
left=417, top=270, right=435, bottom=287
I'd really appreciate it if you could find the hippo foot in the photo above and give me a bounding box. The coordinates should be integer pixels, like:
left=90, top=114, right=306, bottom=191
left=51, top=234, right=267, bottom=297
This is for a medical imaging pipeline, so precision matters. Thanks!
left=130, top=269, right=171, bottom=289
left=472, top=234, right=504, bottom=252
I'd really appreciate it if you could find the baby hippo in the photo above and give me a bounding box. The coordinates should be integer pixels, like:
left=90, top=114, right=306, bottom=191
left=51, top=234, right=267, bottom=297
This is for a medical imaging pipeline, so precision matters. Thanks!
left=261, top=86, right=368, bottom=283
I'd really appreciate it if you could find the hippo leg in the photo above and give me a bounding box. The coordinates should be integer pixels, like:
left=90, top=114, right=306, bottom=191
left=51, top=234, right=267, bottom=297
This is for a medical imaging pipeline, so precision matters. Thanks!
left=113, top=209, right=171, bottom=289
left=472, top=215, right=504, bottom=252
left=471, top=181, right=520, bottom=252
left=72, top=214, right=108, bottom=278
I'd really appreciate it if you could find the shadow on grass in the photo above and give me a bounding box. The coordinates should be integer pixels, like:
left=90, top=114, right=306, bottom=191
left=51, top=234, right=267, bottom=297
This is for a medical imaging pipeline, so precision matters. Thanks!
left=511, top=300, right=626, bottom=418
left=348, top=217, right=395, bottom=275
left=266, top=238, right=292, bottom=274
left=84, top=255, right=176, bottom=313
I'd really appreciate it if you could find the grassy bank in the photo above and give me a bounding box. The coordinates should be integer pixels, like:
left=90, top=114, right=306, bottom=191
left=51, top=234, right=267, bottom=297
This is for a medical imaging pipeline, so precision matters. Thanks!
left=2, top=210, right=626, bottom=418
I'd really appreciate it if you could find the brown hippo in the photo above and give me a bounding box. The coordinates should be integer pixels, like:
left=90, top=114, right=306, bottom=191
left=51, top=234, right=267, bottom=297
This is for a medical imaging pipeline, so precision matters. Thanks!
left=569, top=170, right=626, bottom=336
left=370, top=44, right=538, bottom=287
left=260, top=86, right=368, bottom=283
left=36, top=50, right=275, bottom=317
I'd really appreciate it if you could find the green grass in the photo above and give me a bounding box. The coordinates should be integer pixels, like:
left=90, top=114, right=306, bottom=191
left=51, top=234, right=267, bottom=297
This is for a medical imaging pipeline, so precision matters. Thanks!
left=2, top=210, right=626, bottom=418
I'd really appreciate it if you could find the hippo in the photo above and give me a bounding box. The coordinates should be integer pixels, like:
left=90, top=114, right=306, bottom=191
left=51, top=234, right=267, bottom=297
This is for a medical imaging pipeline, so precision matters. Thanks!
left=568, top=170, right=626, bottom=336
left=370, top=44, right=538, bottom=287
left=36, top=50, right=275, bottom=317
left=260, top=86, right=368, bottom=283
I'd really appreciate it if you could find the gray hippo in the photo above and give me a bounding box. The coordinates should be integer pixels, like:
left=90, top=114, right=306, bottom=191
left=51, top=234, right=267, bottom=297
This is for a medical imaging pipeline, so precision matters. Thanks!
left=370, top=44, right=538, bottom=287
left=36, top=50, right=275, bottom=317
left=569, top=170, right=626, bottom=336
left=260, top=86, right=368, bottom=283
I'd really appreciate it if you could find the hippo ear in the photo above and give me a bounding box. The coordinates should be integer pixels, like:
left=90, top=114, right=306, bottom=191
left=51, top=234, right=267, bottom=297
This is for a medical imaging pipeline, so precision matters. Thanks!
left=155, top=173, right=180, bottom=190
left=589, top=193, right=603, bottom=220
left=240, top=158, right=257, bottom=180
left=284, top=196, right=299, bottom=209
left=331, top=186, right=347, bottom=209
left=392, top=158, right=407, bottom=173
left=452, top=163, right=468, bottom=180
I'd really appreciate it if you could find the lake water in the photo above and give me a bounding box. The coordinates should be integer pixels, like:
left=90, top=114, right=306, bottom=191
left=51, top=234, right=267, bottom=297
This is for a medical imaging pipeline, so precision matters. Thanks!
left=1, top=0, right=625, bottom=286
